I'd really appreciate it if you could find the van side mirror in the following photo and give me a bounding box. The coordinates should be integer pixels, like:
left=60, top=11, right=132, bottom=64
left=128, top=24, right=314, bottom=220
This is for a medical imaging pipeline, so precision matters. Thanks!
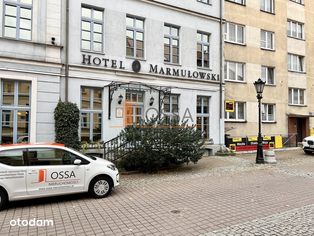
left=74, top=159, right=82, bottom=165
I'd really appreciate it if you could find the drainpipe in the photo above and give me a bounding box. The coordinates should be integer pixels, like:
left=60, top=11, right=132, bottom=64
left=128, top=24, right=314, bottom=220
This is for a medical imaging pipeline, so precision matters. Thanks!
left=219, top=0, right=224, bottom=147
left=65, top=0, right=69, bottom=102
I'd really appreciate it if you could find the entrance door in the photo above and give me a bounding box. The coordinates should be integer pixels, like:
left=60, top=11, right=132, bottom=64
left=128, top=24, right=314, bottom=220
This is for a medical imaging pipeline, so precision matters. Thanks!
left=288, top=117, right=309, bottom=146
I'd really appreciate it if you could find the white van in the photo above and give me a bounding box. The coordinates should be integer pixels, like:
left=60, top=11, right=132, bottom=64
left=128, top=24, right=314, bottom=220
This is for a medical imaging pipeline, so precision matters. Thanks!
left=0, top=143, right=119, bottom=210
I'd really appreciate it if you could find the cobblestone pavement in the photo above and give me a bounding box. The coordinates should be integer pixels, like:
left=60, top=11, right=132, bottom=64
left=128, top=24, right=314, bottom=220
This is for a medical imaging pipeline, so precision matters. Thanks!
left=1, top=149, right=314, bottom=235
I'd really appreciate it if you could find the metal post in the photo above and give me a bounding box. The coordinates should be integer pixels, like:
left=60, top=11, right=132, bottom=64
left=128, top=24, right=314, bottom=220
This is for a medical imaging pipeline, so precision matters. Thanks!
left=256, top=95, right=264, bottom=164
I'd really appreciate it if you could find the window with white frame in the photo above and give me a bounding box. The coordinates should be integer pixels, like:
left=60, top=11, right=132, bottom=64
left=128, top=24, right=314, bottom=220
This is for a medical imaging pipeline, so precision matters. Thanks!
left=163, top=94, right=179, bottom=124
left=224, top=22, right=245, bottom=44
left=164, top=24, right=180, bottom=64
left=197, top=0, right=211, bottom=4
left=261, top=0, right=275, bottom=13
left=262, top=104, right=275, bottom=122
left=261, top=66, right=275, bottom=85
left=289, top=88, right=305, bottom=105
left=287, top=20, right=304, bottom=39
left=81, top=6, right=103, bottom=52
left=0, top=80, right=31, bottom=144
left=288, top=53, right=305, bottom=72
left=197, top=32, right=210, bottom=68
left=126, top=16, right=144, bottom=58
left=80, top=87, right=102, bottom=142
left=4, top=0, right=32, bottom=40
left=227, top=0, right=245, bottom=4
left=261, top=30, right=275, bottom=50
left=290, top=0, right=304, bottom=4
left=196, top=96, right=210, bottom=139
left=225, top=102, right=246, bottom=121
left=224, top=61, right=245, bottom=82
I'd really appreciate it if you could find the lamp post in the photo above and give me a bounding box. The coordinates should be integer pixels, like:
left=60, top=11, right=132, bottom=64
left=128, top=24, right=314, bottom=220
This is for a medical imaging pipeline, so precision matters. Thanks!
left=254, top=78, right=266, bottom=164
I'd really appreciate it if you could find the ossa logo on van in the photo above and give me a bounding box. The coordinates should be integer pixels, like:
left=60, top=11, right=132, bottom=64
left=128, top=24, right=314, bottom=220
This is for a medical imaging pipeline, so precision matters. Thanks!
left=50, top=171, right=76, bottom=180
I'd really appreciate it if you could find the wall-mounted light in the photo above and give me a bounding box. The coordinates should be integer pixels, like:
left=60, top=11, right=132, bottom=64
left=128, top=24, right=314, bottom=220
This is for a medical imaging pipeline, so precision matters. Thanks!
left=118, top=94, right=123, bottom=104
left=51, top=37, right=56, bottom=45
left=149, top=97, right=154, bottom=106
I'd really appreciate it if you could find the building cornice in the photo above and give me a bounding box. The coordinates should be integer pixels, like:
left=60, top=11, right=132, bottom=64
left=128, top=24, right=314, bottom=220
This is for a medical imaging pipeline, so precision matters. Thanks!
left=139, top=0, right=225, bottom=23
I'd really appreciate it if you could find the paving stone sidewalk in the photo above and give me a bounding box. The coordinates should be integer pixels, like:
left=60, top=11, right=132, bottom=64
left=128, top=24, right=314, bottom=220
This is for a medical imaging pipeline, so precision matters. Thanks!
left=1, top=149, right=314, bottom=236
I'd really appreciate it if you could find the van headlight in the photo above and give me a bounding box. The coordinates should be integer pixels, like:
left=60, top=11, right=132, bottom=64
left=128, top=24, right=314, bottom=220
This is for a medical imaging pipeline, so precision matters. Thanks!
left=107, top=164, right=116, bottom=171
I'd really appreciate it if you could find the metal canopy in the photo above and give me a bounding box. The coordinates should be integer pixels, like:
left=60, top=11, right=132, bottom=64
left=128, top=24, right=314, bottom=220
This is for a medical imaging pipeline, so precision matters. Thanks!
left=104, top=81, right=173, bottom=120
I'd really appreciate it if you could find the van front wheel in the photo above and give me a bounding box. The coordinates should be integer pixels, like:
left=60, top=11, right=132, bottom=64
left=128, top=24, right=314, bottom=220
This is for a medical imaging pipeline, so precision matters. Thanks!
left=89, top=176, right=113, bottom=198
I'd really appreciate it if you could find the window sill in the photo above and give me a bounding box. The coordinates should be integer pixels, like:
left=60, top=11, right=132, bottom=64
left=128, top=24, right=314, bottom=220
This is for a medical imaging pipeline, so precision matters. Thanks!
left=260, top=9, right=275, bottom=15
left=225, top=80, right=246, bottom=84
left=261, top=47, right=275, bottom=52
left=197, top=67, right=212, bottom=71
left=265, top=83, right=276, bottom=87
left=164, top=62, right=182, bottom=67
left=289, top=1, right=304, bottom=6
left=225, top=120, right=247, bottom=123
left=81, top=50, right=105, bottom=56
left=287, top=36, right=305, bottom=41
left=224, top=41, right=246, bottom=47
left=288, top=70, right=306, bottom=74
left=197, top=1, right=212, bottom=6
left=262, top=121, right=277, bottom=124
left=126, top=56, right=146, bottom=62
left=225, top=0, right=246, bottom=6
left=0, top=36, right=63, bottom=48
left=288, top=104, right=307, bottom=107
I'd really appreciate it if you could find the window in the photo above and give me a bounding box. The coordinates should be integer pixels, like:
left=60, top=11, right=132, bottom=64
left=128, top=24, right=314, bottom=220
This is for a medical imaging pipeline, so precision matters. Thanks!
left=225, top=102, right=246, bottom=121
left=287, top=20, right=304, bottom=39
left=197, top=32, right=210, bottom=68
left=196, top=96, right=210, bottom=139
left=224, top=61, right=245, bottom=82
left=261, top=66, right=275, bottom=85
left=290, top=0, right=304, bottom=4
left=1, top=80, right=31, bottom=144
left=4, top=0, right=32, bottom=40
left=262, top=104, right=275, bottom=122
left=261, top=30, right=275, bottom=50
left=288, top=53, right=305, bottom=72
left=126, top=16, right=144, bottom=58
left=0, top=149, right=26, bottom=166
left=197, top=0, right=211, bottom=4
left=289, top=88, right=305, bottom=105
left=227, top=0, right=245, bottom=4
left=224, top=22, right=245, bottom=44
left=125, top=91, right=144, bottom=125
left=27, top=148, right=89, bottom=166
left=81, top=87, right=102, bottom=142
left=164, top=24, right=180, bottom=64
left=81, top=6, right=103, bottom=52
left=261, top=0, right=274, bottom=13
left=163, top=94, right=179, bottom=124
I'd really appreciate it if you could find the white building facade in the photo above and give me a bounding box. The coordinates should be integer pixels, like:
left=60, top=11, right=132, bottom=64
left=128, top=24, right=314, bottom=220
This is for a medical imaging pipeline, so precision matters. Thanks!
left=0, top=0, right=224, bottom=150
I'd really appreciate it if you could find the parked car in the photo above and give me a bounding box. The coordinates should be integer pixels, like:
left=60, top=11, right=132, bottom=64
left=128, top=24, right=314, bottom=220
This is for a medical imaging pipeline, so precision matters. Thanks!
left=302, top=136, right=314, bottom=154
left=0, top=143, right=119, bottom=210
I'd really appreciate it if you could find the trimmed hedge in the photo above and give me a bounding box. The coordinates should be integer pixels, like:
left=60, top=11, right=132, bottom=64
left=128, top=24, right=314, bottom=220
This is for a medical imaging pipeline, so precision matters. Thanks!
left=117, top=118, right=204, bottom=172
left=54, top=101, right=80, bottom=150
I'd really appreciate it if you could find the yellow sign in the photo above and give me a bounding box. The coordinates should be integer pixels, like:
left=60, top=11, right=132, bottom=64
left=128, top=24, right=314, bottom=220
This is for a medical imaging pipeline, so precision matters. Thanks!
left=232, top=137, right=242, bottom=142
left=225, top=100, right=235, bottom=112
left=263, top=136, right=271, bottom=141
left=248, top=137, right=258, bottom=141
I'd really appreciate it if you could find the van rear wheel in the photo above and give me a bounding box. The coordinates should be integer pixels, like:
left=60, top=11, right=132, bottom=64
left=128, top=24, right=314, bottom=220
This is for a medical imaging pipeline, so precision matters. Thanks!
left=89, top=176, right=113, bottom=198
left=0, top=189, right=8, bottom=211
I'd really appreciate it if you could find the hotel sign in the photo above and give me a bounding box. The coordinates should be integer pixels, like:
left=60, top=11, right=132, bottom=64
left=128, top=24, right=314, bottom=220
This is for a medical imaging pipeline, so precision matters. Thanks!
left=82, top=54, right=219, bottom=81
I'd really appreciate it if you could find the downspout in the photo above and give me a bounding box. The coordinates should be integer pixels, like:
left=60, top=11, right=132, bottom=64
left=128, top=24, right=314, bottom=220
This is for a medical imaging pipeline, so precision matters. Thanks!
left=219, top=0, right=224, bottom=147
left=65, top=0, right=69, bottom=102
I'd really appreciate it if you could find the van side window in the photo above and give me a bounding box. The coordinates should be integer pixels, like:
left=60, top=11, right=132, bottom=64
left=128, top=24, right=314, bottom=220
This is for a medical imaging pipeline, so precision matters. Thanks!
left=27, top=148, right=89, bottom=166
left=0, top=149, right=26, bottom=166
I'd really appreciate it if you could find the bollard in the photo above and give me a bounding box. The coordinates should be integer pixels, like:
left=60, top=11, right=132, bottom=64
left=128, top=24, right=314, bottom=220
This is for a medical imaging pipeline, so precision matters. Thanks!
left=264, top=149, right=277, bottom=164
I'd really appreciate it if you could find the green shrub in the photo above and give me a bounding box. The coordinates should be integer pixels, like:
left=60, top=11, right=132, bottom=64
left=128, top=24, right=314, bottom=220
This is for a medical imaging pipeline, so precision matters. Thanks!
left=117, top=118, right=204, bottom=172
left=54, top=101, right=80, bottom=150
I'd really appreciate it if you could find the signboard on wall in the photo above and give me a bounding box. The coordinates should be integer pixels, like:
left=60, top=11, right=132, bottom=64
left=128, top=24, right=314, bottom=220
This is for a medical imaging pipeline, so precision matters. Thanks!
left=225, top=100, right=235, bottom=112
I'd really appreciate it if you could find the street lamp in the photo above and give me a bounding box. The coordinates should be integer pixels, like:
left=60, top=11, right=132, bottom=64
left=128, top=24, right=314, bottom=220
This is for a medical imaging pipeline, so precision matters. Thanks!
left=254, top=78, right=266, bottom=164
